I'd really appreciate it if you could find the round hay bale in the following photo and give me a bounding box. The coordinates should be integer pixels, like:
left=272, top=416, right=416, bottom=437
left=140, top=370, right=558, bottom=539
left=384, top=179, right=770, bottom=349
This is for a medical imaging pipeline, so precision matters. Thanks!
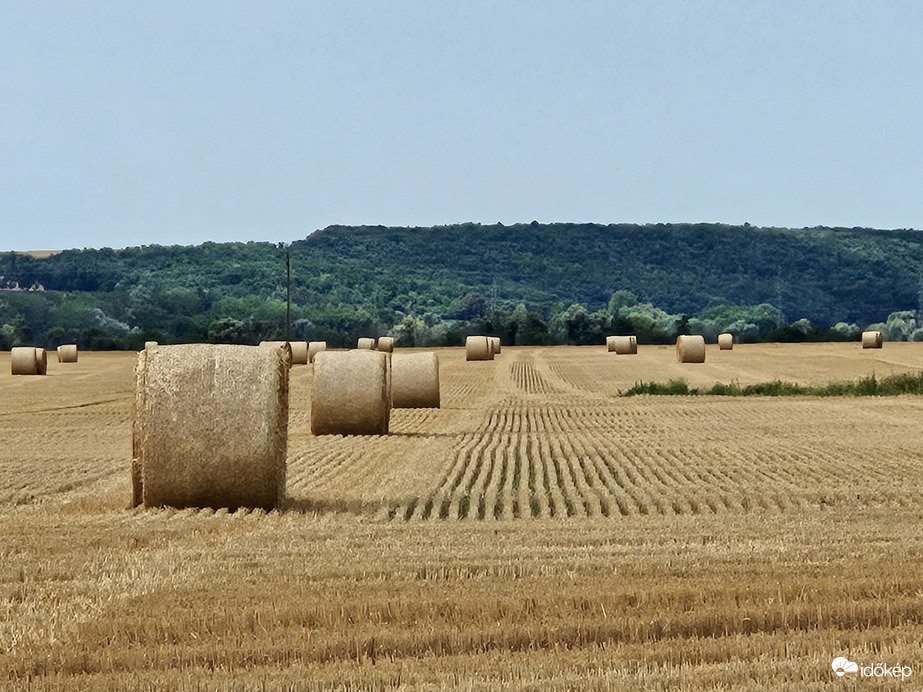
left=489, top=337, right=501, bottom=355
left=357, top=337, right=375, bottom=350
left=10, top=346, right=37, bottom=375
left=676, top=335, right=706, bottom=363
left=717, top=333, right=734, bottom=350
left=862, top=330, right=883, bottom=349
left=465, top=335, right=493, bottom=361
left=144, top=341, right=158, bottom=350
left=392, top=352, right=440, bottom=408
left=377, top=336, right=394, bottom=353
left=57, top=344, right=78, bottom=363
left=311, top=350, right=391, bottom=435
left=289, top=341, right=309, bottom=365
left=136, top=342, right=290, bottom=510
left=308, top=341, right=327, bottom=363
left=607, top=335, right=637, bottom=354
left=259, top=342, right=296, bottom=365
left=34, top=348, right=47, bottom=376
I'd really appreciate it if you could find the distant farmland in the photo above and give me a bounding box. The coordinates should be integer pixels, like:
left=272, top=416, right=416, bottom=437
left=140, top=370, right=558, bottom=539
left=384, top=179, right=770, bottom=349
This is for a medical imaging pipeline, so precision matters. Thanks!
left=2, top=343, right=923, bottom=690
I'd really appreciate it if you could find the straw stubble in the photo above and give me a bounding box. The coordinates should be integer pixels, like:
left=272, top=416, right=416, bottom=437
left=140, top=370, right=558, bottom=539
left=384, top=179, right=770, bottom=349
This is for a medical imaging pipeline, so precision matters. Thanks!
left=131, top=349, right=148, bottom=507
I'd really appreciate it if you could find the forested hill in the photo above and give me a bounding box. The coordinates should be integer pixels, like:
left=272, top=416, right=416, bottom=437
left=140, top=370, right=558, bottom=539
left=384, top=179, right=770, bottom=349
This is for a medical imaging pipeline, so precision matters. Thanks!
left=1, top=222, right=922, bottom=349
left=293, top=222, right=922, bottom=323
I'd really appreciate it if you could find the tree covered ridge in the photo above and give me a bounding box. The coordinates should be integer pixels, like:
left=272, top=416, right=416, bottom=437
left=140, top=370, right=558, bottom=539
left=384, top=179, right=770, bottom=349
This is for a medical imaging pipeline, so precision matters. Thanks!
left=1, top=222, right=922, bottom=349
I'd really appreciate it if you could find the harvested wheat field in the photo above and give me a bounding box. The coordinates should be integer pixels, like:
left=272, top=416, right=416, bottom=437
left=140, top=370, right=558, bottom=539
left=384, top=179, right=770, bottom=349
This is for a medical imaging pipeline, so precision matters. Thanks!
left=2, top=344, right=923, bottom=690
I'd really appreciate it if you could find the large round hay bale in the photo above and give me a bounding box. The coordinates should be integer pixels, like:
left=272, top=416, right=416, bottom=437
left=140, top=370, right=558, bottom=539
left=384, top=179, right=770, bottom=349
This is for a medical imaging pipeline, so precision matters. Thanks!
left=311, top=350, right=391, bottom=435
left=607, top=335, right=637, bottom=354
left=10, top=347, right=37, bottom=375
left=289, top=341, right=309, bottom=365
left=465, top=335, right=493, bottom=361
left=717, top=333, right=734, bottom=350
left=676, top=335, right=706, bottom=363
left=862, top=330, right=883, bottom=349
left=357, top=337, right=375, bottom=350
left=136, top=343, right=290, bottom=510
left=489, top=337, right=501, bottom=355
left=392, top=352, right=440, bottom=408
left=308, top=341, right=326, bottom=363
left=144, top=341, right=158, bottom=350
left=57, top=344, right=79, bottom=363
left=377, top=336, right=394, bottom=353
left=34, top=348, right=47, bottom=376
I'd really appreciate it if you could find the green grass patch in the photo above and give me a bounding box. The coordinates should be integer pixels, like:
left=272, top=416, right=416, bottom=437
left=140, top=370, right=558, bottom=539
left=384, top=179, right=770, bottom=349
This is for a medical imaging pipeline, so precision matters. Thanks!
left=621, top=372, right=923, bottom=397
left=622, top=379, right=692, bottom=396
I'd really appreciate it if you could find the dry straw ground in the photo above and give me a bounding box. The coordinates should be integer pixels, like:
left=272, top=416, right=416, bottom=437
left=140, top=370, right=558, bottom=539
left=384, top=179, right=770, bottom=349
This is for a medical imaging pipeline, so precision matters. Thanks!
left=2, top=344, right=923, bottom=690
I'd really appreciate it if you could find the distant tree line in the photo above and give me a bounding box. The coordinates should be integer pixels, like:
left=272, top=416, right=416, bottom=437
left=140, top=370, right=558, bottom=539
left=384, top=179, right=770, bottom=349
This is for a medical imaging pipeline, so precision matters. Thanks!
left=2, top=284, right=918, bottom=352
left=2, top=222, right=922, bottom=350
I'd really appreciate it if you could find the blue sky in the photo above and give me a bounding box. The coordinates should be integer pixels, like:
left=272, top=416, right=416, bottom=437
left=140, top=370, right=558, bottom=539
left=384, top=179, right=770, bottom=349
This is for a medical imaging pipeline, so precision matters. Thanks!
left=2, top=1, right=921, bottom=250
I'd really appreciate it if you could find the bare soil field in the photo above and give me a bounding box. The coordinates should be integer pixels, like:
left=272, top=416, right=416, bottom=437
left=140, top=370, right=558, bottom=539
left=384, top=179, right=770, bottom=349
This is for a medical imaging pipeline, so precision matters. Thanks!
left=2, top=343, right=923, bottom=690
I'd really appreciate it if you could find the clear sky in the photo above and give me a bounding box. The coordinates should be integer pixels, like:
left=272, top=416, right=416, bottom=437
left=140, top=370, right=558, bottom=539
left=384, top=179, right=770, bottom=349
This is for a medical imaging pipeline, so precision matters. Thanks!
left=2, top=1, right=921, bottom=251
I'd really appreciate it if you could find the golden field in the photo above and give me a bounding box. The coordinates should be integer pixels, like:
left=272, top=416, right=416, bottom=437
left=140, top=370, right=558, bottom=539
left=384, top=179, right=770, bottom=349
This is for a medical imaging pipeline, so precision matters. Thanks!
left=2, top=343, right=923, bottom=690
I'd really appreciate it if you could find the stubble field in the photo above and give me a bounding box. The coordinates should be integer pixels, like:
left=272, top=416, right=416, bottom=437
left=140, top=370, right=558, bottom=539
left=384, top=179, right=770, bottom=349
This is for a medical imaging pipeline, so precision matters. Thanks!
left=2, top=343, right=923, bottom=690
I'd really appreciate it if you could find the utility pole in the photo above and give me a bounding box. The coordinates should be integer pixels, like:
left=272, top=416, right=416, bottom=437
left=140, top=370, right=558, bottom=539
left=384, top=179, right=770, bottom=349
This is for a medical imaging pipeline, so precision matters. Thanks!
left=286, top=251, right=291, bottom=342
left=917, top=274, right=923, bottom=327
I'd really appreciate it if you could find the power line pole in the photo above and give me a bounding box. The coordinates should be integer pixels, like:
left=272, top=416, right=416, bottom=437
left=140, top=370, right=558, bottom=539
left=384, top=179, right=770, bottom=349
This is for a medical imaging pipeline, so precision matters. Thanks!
left=286, top=251, right=291, bottom=342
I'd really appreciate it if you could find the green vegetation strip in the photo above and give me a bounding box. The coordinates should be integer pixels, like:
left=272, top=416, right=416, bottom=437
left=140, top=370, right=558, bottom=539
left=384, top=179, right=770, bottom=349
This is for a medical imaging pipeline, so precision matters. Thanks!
left=621, top=372, right=923, bottom=397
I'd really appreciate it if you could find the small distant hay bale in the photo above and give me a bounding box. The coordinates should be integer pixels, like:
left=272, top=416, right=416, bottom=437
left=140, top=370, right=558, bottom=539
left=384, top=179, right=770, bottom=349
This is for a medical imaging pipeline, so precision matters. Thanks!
left=717, top=333, right=734, bottom=350
left=357, top=337, right=375, bottom=350
left=144, top=341, right=158, bottom=350
left=377, top=336, right=394, bottom=353
left=308, top=341, right=326, bottom=363
left=676, top=335, right=706, bottom=363
left=34, top=348, right=47, bottom=375
left=10, top=347, right=38, bottom=375
left=57, top=344, right=79, bottom=362
left=489, top=337, right=501, bottom=355
left=289, top=341, right=309, bottom=365
left=607, top=335, right=637, bottom=354
left=862, top=330, right=883, bottom=349
left=392, top=352, right=440, bottom=408
left=136, top=343, right=290, bottom=510
left=311, top=350, right=391, bottom=435
left=466, top=335, right=493, bottom=361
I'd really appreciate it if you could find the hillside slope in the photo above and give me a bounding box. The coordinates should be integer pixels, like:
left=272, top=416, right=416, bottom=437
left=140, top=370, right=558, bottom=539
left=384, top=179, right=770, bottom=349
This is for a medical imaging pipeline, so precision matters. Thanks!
left=4, top=222, right=922, bottom=324
left=1, top=222, right=921, bottom=348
